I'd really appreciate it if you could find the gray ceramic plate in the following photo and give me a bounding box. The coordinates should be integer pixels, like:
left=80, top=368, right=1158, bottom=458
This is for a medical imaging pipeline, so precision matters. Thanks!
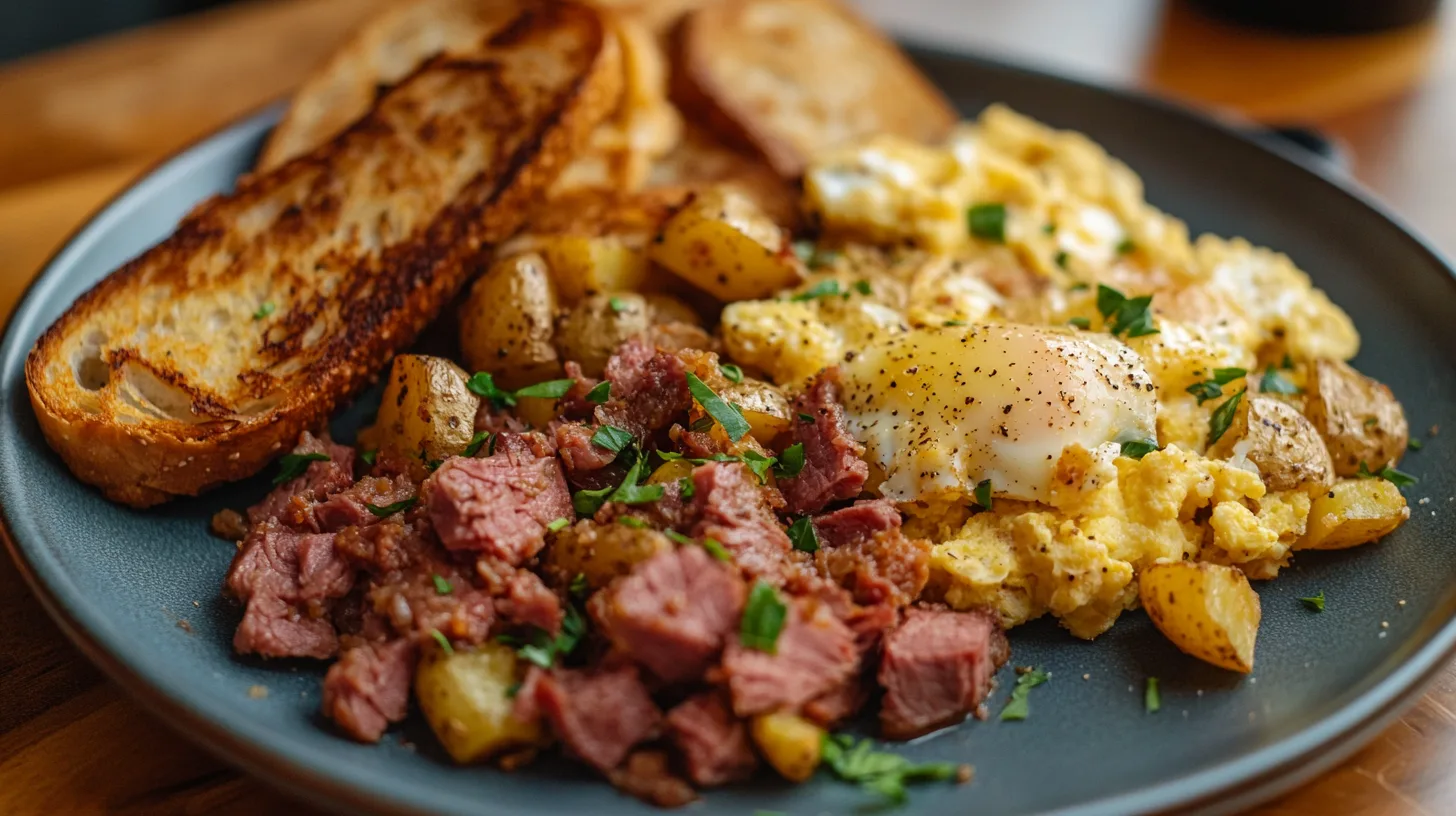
left=4, top=47, right=1456, bottom=816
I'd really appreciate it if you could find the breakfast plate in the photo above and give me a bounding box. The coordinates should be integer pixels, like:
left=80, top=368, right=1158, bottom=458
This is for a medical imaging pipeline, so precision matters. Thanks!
left=4, top=40, right=1456, bottom=816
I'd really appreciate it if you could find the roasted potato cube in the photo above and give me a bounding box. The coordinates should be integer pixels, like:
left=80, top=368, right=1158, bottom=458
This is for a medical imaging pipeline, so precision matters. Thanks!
left=1299, top=478, right=1410, bottom=550
left=649, top=188, right=801, bottom=301
left=1139, top=561, right=1260, bottom=673
left=554, top=293, right=701, bottom=378
left=1304, top=358, right=1408, bottom=476
left=537, top=235, right=653, bottom=304
left=648, top=458, right=695, bottom=485
left=358, top=355, right=479, bottom=473
left=459, top=253, right=561, bottom=389
left=720, top=378, right=791, bottom=445
left=1208, top=394, right=1334, bottom=492
left=544, top=520, right=673, bottom=590
left=750, top=712, right=823, bottom=782
left=416, top=643, right=544, bottom=765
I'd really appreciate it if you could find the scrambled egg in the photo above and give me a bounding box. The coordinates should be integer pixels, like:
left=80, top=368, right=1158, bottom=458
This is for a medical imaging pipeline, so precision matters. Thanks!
left=719, top=105, right=1392, bottom=639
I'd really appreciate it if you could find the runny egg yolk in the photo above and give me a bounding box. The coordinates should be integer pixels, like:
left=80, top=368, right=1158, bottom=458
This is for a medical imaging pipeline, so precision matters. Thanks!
left=839, top=323, right=1158, bottom=504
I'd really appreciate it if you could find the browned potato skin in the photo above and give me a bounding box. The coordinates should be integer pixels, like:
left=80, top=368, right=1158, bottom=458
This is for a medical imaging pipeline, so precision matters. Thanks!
left=1304, top=359, right=1408, bottom=476
left=720, top=377, right=791, bottom=445
left=554, top=292, right=702, bottom=378
left=1299, top=478, right=1410, bottom=550
left=543, top=520, right=673, bottom=590
left=1139, top=561, right=1260, bottom=673
left=459, top=253, right=561, bottom=390
left=358, top=355, right=479, bottom=478
left=1209, top=394, right=1334, bottom=492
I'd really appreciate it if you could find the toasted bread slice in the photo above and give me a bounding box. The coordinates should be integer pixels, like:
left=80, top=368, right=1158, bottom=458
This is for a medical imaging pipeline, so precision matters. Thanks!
left=26, top=2, right=622, bottom=507
left=673, top=0, right=956, bottom=177
left=256, top=0, right=530, bottom=172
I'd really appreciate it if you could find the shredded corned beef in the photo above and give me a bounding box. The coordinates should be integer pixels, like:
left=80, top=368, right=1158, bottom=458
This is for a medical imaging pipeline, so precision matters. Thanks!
left=778, top=369, right=868, bottom=515
left=595, top=337, right=692, bottom=439
left=248, top=432, right=355, bottom=528
left=814, top=499, right=930, bottom=607
left=424, top=433, right=571, bottom=562
left=878, top=607, right=1010, bottom=740
left=689, top=462, right=792, bottom=581
left=666, top=691, right=758, bottom=786
left=534, top=663, right=662, bottom=772
left=321, top=638, right=418, bottom=742
left=722, top=597, right=858, bottom=716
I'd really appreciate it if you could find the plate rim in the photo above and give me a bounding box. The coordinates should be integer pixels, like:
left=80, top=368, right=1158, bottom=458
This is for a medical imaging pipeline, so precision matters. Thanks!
left=5, top=45, right=1456, bottom=816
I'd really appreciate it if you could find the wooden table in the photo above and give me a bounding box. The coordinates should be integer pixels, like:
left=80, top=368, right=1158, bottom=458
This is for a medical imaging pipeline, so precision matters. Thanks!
left=1, top=0, right=1454, bottom=812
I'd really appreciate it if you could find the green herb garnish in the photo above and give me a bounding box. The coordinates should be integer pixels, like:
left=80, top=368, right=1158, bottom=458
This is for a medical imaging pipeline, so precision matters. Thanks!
left=591, top=425, right=634, bottom=454
left=569, top=573, right=589, bottom=597
left=943, top=319, right=968, bottom=327
left=1095, top=284, right=1158, bottom=338
left=1068, top=317, right=1091, bottom=330
left=1299, top=591, right=1325, bottom=612
left=585, top=381, right=611, bottom=404
left=515, top=379, right=576, bottom=399
left=516, top=605, right=587, bottom=669
left=820, top=733, right=958, bottom=805
left=973, top=479, right=993, bottom=511
left=775, top=442, right=806, bottom=478
left=1054, top=250, right=1069, bottom=269
left=430, top=629, right=454, bottom=655
left=572, top=456, right=665, bottom=516
left=1379, top=465, right=1418, bottom=488
left=618, top=516, right=647, bottom=529
left=1187, top=368, right=1247, bottom=405
left=468, top=372, right=575, bottom=407
left=608, top=296, right=630, bottom=314
left=1116, top=237, right=1136, bottom=256
left=999, top=667, right=1050, bottom=721
left=1207, top=388, right=1245, bottom=446
left=463, top=431, right=491, bottom=457
left=686, top=372, right=751, bottom=442
left=273, top=452, right=330, bottom=485
left=787, top=516, right=818, bottom=553
left=678, top=476, right=696, bottom=499
left=967, top=202, right=1007, bottom=243
left=1259, top=367, right=1300, bottom=395
left=791, top=279, right=843, bottom=302
left=432, top=574, right=453, bottom=596
left=1409, top=438, right=1424, bottom=451
left=360, top=449, right=378, bottom=466
left=741, top=449, right=777, bottom=484
left=253, top=301, right=276, bottom=320
left=1145, top=677, right=1161, bottom=713
left=701, top=537, right=733, bottom=562
left=1119, top=439, right=1159, bottom=460
left=798, top=412, right=817, bottom=424
left=547, top=517, right=571, bottom=532
left=720, top=363, right=744, bottom=383
left=853, top=280, right=873, bottom=296
left=740, top=580, right=788, bottom=653
left=365, top=497, right=418, bottom=517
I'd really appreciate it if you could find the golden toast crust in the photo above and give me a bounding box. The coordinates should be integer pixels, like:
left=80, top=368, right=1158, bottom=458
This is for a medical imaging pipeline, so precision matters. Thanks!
left=26, top=2, right=622, bottom=507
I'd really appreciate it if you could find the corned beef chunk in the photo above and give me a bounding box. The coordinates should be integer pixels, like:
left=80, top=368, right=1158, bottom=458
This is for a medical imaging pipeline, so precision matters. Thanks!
left=367, top=567, right=496, bottom=645
left=591, top=546, right=745, bottom=683
left=665, top=692, right=758, bottom=786
left=723, top=597, right=857, bottom=716
left=877, top=607, right=1010, bottom=740
left=535, top=664, right=662, bottom=772
left=595, top=337, right=692, bottom=439
left=248, top=432, right=355, bottom=527
left=554, top=421, right=623, bottom=490
left=497, top=569, right=564, bottom=634
left=778, top=369, right=867, bottom=515
left=555, top=361, right=601, bottom=421
left=321, top=638, right=418, bottom=742
left=814, top=500, right=929, bottom=607
left=608, top=750, right=697, bottom=808
left=424, top=433, right=571, bottom=562
left=690, top=462, right=792, bottom=581
left=310, top=472, right=417, bottom=533
left=227, top=520, right=353, bottom=658
left=803, top=674, right=870, bottom=728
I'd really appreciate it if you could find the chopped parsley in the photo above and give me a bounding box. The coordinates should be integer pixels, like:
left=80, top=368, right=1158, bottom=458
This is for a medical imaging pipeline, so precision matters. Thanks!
left=943, top=319, right=968, bottom=327
left=618, top=516, right=647, bottom=529
left=463, top=431, right=491, bottom=457
left=685, top=372, right=751, bottom=442
left=432, top=574, right=453, bottom=596
left=999, top=667, right=1050, bottom=721
left=719, top=363, right=744, bottom=383
left=608, top=296, right=630, bottom=314
left=515, top=605, right=587, bottom=669
left=1144, top=677, right=1161, bottom=713
left=430, top=629, right=454, bottom=655
left=585, top=381, right=611, bottom=403
left=252, top=301, right=276, bottom=320
left=568, top=573, right=589, bottom=597
left=665, top=530, right=693, bottom=546
left=273, top=452, right=329, bottom=486
left=798, top=412, right=817, bottom=424
left=467, top=372, right=574, bottom=407
left=1299, top=591, right=1326, bottom=612
left=973, top=479, right=993, bottom=511
left=700, top=537, right=733, bottom=562
left=1259, top=367, right=1300, bottom=395
left=1211, top=367, right=1248, bottom=384
left=791, top=240, right=816, bottom=265
left=591, top=425, right=634, bottom=454
left=1054, top=250, right=1069, bottom=270
left=1381, top=465, right=1419, bottom=488
left=820, top=733, right=959, bottom=805
left=775, top=442, right=806, bottom=478
left=1068, top=316, right=1091, bottom=330
left=792, top=240, right=838, bottom=269
left=1043, top=222, right=1057, bottom=234
left=547, top=517, right=570, bottom=532
left=1067, top=282, right=1090, bottom=292
left=740, top=580, right=788, bottom=653
left=853, top=279, right=873, bottom=296
left=1116, top=237, right=1136, bottom=256
left=787, top=516, right=818, bottom=553
left=1207, top=389, right=1246, bottom=446
left=1095, top=284, right=1158, bottom=338
left=1409, top=438, right=1424, bottom=451
left=572, top=456, right=665, bottom=516
left=741, top=449, right=777, bottom=483
left=360, top=449, right=378, bottom=466
left=690, top=416, right=715, bottom=433
left=1186, top=366, right=1246, bottom=404
left=678, top=476, right=696, bottom=499
left=1281, top=353, right=1295, bottom=369
left=790, top=279, right=843, bottom=301
left=1119, top=439, right=1159, bottom=460
left=967, top=202, right=1007, bottom=243
left=365, top=497, right=418, bottom=517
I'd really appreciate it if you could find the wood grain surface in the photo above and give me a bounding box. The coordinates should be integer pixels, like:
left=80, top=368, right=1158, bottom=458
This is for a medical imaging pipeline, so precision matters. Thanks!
left=1, top=0, right=1454, bottom=813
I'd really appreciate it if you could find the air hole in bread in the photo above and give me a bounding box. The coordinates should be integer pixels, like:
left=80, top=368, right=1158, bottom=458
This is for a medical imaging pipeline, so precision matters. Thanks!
left=73, top=331, right=110, bottom=391
left=115, top=360, right=208, bottom=423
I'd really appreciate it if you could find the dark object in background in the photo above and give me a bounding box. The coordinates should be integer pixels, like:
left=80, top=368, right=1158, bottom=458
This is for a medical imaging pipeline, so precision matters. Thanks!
left=1187, top=0, right=1443, bottom=34
left=0, top=0, right=235, bottom=63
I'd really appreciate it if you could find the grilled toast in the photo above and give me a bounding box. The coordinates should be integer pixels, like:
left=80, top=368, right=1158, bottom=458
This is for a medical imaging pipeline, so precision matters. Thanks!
left=673, top=0, right=957, bottom=177
left=26, top=1, right=622, bottom=506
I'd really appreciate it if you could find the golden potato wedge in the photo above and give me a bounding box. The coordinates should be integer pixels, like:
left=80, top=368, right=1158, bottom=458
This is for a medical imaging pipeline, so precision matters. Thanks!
left=459, top=253, right=561, bottom=389
left=538, top=235, right=654, bottom=304
left=358, top=355, right=479, bottom=473
left=543, top=520, right=673, bottom=589
left=1299, top=478, right=1410, bottom=550
left=555, top=293, right=654, bottom=377
left=750, top=712, right=823, bottom=782
left=1208, top=394, right=1334, bottom=492
left=1304, top=358, right=1408, bottom=476
left=649, top=188, right=802, bottom=301
left=416, top=643, right=544, bottom=765
left=720, top=377, right=792, bottom=445
left=1139, top=561, right=1260, bottom=673
left=647, top=458, right=695, bottom=485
